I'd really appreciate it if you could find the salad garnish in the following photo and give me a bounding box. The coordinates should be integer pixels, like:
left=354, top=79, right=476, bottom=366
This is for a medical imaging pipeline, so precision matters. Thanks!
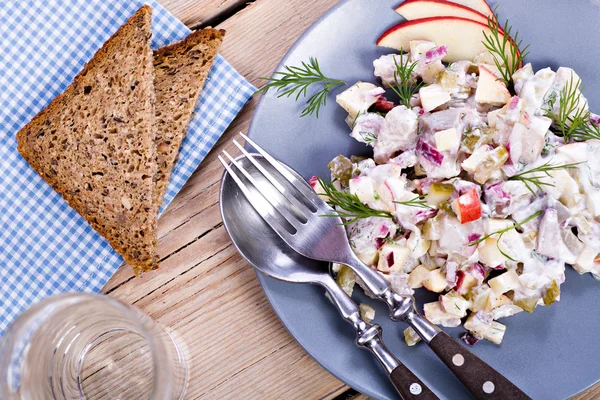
left=543, top=77, right=600, bottom=142
left=317, top=178, right=394, bottom=225
left=509, top=160, right=583, bottom=194
left=393, top=195, right=431, bottom=209
left=385, top=54, right=425, bottom=108
left=256, top=57, right=346, bottom=117
left=482, top=8, right=529, bottom=91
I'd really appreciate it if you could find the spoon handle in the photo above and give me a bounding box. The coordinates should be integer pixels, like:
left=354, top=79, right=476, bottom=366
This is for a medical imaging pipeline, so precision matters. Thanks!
left=323, top=276, right=439, bottom=400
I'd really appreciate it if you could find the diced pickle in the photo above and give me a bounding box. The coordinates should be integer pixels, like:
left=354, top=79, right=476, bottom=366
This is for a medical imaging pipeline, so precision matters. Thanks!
left=473, top=146, right=509, bottom=184
left=359, top=303, right=375, bottom=323
left=328, top=155, right=354, bottom=186
left=404, top=327, right=422, bottom=346
left=438, top=200, right=456, bottom=216
left=543, top=280, right=560, bottom=306
left=461, top=128, right=482, bottom=153
left=514, top=297, right=538, bottom=313
left=336, top=265, right=356, bottom=297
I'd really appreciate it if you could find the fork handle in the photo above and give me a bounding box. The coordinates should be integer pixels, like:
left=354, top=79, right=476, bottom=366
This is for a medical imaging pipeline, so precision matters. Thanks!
left=427, top=332, right=530, bottom=400
left=322, top=277, right=439, bottom=400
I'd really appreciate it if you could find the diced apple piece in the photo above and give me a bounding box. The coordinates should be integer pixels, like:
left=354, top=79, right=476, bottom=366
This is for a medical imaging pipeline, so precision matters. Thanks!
left=426, top=183, right=454, bottom=206
left=469, top=284, right=492, bottom=312
left=423, top=268, right=448, bottom=293
left=489, top=269, right=520, bottom=295
left=455, top=270, right=478, bottom=295
left=336, top=82, right=383, bottom=117
left=464, top=313, right=506, bottom=344
left=355, top=250, right=379, bottom=267
left=476, top=64, right=511, bottom=106
left=419, top=84, right=451, bottom=112
left=377, top=17, right=517, bottom=64
left=439, top=290, right=470, bottom=317
left=487, top=293, right=511, bottom=310
left=424, top=301, right=462, bottom=327
left=377, top=243, right=411, bottom=273
left=434, top=127, right=460, bottom=152
left=407, top=232, right=431, bottom=259
left=348, top=176, right=376, bottom=203
left=404, top=327, right=422, bottom=346
left=451, top=188, right=482, bottom=224
left=408, top=264, right=431, bottom=288
left=492, top=304, right=523, bottom=320
left=409, top=40, right=437, bottom=62
left=573, top=246, right=599, bottom=274
left=396, top=0, right=489, bottom=24
left=478, top=238, right=508, bottom=268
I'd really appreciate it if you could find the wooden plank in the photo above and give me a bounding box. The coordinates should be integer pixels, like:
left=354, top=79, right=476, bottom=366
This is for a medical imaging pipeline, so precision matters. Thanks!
left=157, top=0, right=247, bottom=28
left=103, top=0, right=346, bottom=398
left=100, top=0, right=600, bottom=398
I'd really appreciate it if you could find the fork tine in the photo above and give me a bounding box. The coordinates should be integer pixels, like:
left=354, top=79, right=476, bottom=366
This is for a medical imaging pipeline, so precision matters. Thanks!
left=239, top=132, right=321, bottom=209
left=218, top=155, right=296, bottom=239
left=221, top=151, right=306, bottom=231
left=232, top=140, right=315, bottom=216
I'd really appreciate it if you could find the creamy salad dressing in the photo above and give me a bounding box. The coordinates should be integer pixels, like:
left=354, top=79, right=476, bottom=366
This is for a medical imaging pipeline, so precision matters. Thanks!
left=324, top=40, right=600, bottom=344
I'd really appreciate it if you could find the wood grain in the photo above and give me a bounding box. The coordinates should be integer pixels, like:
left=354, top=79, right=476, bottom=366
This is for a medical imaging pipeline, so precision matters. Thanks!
left=156, top=0, right=247, bottom=28
left=100, top=0, right=600, bottom=398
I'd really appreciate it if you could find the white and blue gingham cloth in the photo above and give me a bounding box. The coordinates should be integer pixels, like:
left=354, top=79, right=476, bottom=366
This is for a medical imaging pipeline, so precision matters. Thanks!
left=0, top=0, right=255, bottom=336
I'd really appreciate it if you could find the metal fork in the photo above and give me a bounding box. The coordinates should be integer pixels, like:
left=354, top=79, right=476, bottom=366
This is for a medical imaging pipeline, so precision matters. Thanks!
left=218, top=133, right=530, bottom=400
left=220, top=154, right=438, bottom=399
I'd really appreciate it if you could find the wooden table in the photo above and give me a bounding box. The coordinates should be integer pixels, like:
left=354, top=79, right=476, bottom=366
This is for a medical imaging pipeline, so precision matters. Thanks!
left=102, top=1, right=599, bottom=399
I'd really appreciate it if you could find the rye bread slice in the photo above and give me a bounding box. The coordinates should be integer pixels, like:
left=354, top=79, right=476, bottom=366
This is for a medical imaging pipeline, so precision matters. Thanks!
left=153, top=28, right=225, bottom=207
left=16, top=5, right=159, bottom=274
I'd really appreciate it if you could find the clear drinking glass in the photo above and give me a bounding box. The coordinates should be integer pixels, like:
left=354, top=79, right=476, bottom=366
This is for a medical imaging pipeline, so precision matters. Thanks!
left=0, top=293, right=187, bottom=400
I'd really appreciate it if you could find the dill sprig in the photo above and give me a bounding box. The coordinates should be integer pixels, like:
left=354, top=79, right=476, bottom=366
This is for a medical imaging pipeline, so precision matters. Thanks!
left=509, top=160, right=583, bottom=194
left=469, top=211, right=543, bottom=261
left=317, top=178, right=393, bottom=225
left=482, top=8, right=530, bottom=90
left=385, top=53, right=424, bottom=108
left=393, top=194, right=431, bottom=209
left=256, top=57, right=346, bottom=118
left=543, top=76, right=599, bottom=142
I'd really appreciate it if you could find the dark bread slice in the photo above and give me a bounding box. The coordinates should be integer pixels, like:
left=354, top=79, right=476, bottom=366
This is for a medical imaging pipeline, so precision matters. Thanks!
left=153, top=28, right=225, bottom=206
left=16, top=5, right=159, bottom=274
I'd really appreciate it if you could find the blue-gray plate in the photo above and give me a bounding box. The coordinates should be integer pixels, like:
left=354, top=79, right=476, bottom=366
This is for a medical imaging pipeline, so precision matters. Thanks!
left=247, top=1, right=600, bottom=398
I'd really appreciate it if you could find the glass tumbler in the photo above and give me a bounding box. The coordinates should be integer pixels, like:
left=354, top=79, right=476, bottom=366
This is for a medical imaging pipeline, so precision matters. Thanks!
left=0, top=293, right=187, bottom=400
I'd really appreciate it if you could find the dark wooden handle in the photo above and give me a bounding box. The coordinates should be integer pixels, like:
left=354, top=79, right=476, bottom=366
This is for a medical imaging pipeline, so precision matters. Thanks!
left=428, top=332, right=530, bottom=400
left=390, top=363, right=439, bottom=400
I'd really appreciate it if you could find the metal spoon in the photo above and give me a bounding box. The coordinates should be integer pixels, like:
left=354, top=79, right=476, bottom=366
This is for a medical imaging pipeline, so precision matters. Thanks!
left=219, top=154, right=438, bottom=400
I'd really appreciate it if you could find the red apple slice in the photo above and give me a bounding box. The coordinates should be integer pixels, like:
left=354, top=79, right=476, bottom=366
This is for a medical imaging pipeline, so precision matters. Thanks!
left=377, top=17, right=518, bottom=64
left=396, top=0, right=489, bottom=25
left=446, top=0, right=493, bottom=16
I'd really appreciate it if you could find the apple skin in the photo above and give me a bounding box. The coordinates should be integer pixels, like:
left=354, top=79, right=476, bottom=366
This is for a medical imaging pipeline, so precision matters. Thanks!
left=396, top=0, right=489, bottom=25
left=377, top=16, right=518, bottom=64
left=451, top=188, right=482, bottom=224
left=446, top=0, right=494, bottom=16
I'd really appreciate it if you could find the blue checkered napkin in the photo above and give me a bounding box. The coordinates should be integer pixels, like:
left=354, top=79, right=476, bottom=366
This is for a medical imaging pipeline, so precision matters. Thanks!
left=0, top=0, right=255, bottom=335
